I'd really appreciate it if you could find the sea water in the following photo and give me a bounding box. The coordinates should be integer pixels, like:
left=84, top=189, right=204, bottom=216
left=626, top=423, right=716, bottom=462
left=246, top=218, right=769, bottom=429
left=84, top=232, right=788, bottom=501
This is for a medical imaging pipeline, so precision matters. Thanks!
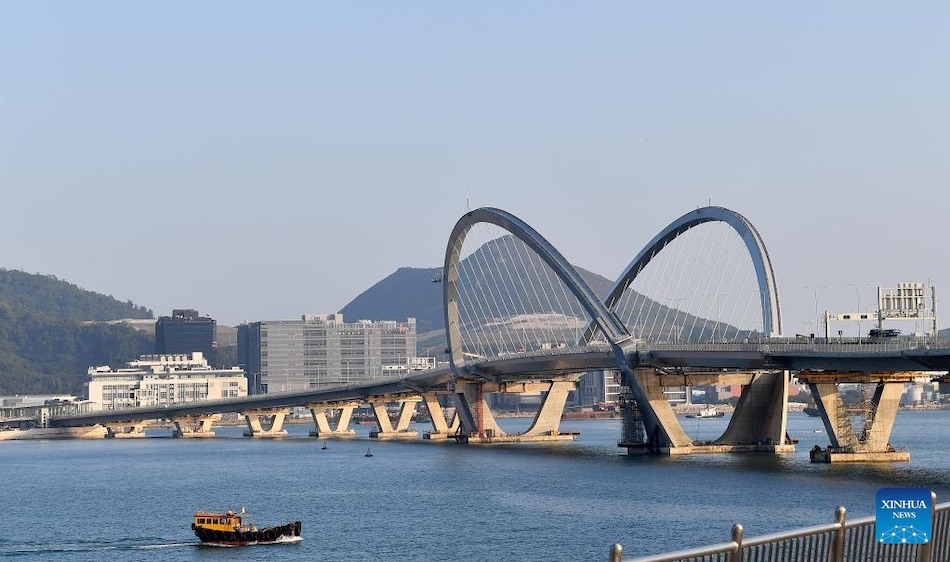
left=2, top=410, right=950, bottom=561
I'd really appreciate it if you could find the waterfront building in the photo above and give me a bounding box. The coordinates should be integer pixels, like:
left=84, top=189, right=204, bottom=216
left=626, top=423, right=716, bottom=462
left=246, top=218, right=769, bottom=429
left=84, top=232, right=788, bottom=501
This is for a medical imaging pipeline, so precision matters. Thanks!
left=237, top=314, right=417, bottom=394
left=574, top=370, right=623, bottom=407
left=86, top=352, right=246, bottom=410
left=155, top=309, right=217, bottom=365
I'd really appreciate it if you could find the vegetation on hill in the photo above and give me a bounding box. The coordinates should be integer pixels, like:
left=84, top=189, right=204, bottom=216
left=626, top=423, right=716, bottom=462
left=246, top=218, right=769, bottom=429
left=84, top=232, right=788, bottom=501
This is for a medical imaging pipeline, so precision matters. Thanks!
left=0, top=269, right=154, bottom=395
left=0, top=269, right=152, bottom=321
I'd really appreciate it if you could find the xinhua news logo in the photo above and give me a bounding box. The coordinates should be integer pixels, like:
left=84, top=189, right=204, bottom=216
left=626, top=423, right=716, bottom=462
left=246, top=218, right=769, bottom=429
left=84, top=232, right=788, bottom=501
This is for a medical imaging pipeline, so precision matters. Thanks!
left=876, top=488, right=932, bottom=544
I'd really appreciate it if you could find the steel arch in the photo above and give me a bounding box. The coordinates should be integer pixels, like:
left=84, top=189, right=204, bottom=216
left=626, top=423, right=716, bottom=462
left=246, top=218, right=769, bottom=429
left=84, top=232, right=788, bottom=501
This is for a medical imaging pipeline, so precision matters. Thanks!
left=601, top=206, right=782, bottom=338
left=443, top=207, right=630, bottom=373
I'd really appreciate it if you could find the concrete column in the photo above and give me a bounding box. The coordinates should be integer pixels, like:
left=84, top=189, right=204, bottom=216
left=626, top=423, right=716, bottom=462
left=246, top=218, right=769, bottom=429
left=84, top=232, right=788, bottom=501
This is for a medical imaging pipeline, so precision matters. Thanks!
left=172, top=414, right=220, bottom=438
left=369, top=398, right=419, bottom=440
left=808, top=382, right=909, bottom=462
left=242, top=408, right=290, bottom=438
left=422, top=393, right=463, bottom=440
left=452, top=382, right=505, bottom=441
left=522, top=381, right=574, bottom=436
left=105, top=422, right=147, bottom=439
left=809, top=383, right=857, bottom=449
left=424, top=394, right=450, bottom=432
left=716, top=371, right=791, bottom=450
left=307, top=402, right=357, bottom=438
left=631, top=368, right=693, bottom=451
left=861, top=383, right=903, bottom=452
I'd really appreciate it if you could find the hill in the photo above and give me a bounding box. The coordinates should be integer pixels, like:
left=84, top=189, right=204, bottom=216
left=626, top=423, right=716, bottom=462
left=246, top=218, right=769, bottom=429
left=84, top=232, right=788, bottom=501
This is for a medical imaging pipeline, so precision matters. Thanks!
left=341, top=235, right=743, bottom=355
left=0, top=269, right=152, bottom=321
left=0, top=269, right=155, bottom=395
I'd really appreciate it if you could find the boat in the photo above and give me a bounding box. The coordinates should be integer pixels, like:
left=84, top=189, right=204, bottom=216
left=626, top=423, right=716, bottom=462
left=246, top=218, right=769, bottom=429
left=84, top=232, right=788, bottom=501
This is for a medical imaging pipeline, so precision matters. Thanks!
left=192, top=508, right=301, bottom=546
left=685, top=405, right=724, bottom=419
left=803, top=406, right=820, bottom=417
left=365, top=447, right=373, bottom=457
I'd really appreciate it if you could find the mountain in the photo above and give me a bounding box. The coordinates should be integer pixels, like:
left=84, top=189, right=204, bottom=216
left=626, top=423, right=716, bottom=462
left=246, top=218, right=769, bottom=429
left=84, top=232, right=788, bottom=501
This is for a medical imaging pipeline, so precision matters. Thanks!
left=0, top=269, right=155, bottom=395
left=341, top=267, right=446, bottom=334
left=341, top=235, right=746, bottom=354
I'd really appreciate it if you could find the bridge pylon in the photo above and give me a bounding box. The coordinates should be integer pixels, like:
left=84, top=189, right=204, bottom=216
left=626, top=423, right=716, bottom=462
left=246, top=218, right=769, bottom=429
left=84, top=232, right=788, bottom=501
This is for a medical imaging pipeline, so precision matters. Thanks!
left=618, top=368, right=693, bottom=454
left=421, top=393, right=460, bottom=441
left=451, top=379, right=579, bottom=443
left=307, top=401, right=358, bottom=439
left=800, top=371, right=912, bottom=463
left=368, top=397, right=420, bottom=440
left=714, top=371, right=793, bottom=452
left=242, top=408, right=290, bottom=438
left=619, top=368, right=795, bottom=456
left=105, top=422, right=147, bottom=438
left=172, top=414, right=220, bottom=438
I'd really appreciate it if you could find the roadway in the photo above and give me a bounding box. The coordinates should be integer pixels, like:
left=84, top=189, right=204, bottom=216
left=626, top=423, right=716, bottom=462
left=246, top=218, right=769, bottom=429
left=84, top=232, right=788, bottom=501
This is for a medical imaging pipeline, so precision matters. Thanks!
left=48, top=338, right=950, bottom=428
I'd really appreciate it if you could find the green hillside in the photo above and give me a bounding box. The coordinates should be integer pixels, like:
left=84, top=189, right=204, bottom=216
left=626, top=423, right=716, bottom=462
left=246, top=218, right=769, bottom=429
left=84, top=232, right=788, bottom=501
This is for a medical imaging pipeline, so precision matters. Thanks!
left=0, top=269, right=152, bottom=321
left=0, top=269, right=155, bottom=395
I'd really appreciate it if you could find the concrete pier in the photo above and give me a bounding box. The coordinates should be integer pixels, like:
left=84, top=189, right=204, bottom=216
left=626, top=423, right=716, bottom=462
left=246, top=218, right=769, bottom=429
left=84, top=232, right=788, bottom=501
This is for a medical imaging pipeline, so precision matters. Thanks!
left=421, top=393, right=460, bottom=440
left=242, top=408, right=290, bottom=438
left=105, top=422, right=147, bottom=438
left=716, top=371, right=790, bottom=448
left=801, top=371, right=912, bottom=463
left=172, top=414, right=220, bottom=438
left=620, top=369, right=794, bottom=456
left=307, top=401, right=358, bottom=438
left=451, top=380, right=579, bottom=443
left=368, top=398, right=419, bottom=440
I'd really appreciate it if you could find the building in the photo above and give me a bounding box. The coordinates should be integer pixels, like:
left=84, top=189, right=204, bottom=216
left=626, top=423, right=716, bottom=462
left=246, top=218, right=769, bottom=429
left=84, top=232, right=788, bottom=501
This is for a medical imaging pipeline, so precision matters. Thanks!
left=237, top=313, right=417, bottom=394
left=155, top=309, right=216, bottom=364
left=575, top=370, right=623, bottom=407
left=86, top=352, right=246, bottom=410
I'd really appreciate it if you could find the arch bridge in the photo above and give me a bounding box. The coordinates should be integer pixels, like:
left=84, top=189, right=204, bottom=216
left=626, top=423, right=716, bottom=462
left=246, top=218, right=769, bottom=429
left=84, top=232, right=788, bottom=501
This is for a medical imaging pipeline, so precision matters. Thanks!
left=44, top=206, right=950, bottom=462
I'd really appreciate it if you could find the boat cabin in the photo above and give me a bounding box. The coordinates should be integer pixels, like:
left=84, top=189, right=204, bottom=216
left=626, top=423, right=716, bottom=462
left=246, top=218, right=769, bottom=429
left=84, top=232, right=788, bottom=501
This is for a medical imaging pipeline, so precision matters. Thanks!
left=193, top=510, right=243, bottom=532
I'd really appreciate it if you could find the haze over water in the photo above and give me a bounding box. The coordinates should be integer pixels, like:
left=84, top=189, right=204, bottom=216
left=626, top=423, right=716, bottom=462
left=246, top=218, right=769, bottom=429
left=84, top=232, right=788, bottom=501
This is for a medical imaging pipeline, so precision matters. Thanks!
left=3, top=411, right=950, bottom=561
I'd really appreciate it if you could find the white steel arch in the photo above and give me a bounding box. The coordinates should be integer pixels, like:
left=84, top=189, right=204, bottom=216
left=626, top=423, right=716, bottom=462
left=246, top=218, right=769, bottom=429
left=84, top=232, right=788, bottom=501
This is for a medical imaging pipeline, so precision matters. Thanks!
left=602, top=206, right=782, bottom=338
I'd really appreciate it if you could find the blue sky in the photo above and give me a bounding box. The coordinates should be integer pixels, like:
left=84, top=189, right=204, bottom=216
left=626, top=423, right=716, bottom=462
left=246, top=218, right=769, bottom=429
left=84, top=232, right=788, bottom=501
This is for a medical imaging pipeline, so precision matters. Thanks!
left=1, top=2, right=948, bottom=335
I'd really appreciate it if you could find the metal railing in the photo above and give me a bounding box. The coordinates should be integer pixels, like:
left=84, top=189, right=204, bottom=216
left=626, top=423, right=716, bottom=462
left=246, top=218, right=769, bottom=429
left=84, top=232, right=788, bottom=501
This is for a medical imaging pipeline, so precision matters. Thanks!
left=611, top=493, right=947, bottom=562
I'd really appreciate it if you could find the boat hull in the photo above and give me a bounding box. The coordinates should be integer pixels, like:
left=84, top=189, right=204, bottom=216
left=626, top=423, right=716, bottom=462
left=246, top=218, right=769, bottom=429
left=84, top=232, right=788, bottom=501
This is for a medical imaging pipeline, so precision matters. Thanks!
left=193, top=521, right=301, bottom=545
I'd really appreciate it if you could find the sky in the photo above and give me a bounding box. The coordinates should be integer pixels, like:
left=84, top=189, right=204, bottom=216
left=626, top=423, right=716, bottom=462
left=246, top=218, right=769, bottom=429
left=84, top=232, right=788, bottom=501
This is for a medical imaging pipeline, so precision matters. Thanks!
left=1, top=2, right=948, bottom=336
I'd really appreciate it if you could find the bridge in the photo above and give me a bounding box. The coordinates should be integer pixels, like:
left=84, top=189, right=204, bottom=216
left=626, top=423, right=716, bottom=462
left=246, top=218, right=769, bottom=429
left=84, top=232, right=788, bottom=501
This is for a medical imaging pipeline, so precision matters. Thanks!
left=35, top=206, right=950, bottom=462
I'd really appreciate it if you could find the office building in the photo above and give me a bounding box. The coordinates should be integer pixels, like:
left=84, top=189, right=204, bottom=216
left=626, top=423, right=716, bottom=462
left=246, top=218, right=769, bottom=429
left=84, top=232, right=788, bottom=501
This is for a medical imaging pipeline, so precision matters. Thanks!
left=155, top=309, right=216, bottom=364
left=238, top=313, right=417, bottom=394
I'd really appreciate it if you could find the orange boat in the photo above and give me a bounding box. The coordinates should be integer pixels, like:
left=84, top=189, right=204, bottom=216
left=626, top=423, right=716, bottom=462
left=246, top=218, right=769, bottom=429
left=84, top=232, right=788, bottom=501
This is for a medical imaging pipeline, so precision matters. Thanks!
left=192, top=508, right=301, bottom=546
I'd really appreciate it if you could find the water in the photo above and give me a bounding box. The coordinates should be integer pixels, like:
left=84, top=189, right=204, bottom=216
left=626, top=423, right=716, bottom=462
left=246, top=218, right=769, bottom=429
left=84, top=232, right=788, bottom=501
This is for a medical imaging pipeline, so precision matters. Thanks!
left=2, top=411, right=950, bottom=561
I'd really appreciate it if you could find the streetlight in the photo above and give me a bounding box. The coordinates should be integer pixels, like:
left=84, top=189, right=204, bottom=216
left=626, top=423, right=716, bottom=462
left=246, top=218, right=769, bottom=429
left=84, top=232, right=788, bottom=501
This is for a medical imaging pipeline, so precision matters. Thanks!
left=848, top=283, right=869, bottom=340
left=805, top=285, right=825, bottom=339
left=707, top=293, right=726, bottom=342
left=669, top=298, right=687, bottom=343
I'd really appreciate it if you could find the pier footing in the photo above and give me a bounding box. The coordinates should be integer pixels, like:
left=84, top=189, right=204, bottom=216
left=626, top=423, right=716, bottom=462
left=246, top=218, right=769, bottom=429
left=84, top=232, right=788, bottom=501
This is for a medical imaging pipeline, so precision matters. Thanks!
left=456, top=431, right=579, bottom=444
left=619, top=442, right=796, bottom=456
left=809, top=447, right=910, bottom=463
left=369, top=430, right=419, bottom=440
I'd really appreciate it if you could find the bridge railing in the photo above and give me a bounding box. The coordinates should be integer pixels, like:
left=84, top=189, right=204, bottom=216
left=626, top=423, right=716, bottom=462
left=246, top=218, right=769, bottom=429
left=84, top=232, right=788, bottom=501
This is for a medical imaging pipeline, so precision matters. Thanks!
left=610, top=495, right=947, bottom=562
left=638, top=337, right=950, bottom=355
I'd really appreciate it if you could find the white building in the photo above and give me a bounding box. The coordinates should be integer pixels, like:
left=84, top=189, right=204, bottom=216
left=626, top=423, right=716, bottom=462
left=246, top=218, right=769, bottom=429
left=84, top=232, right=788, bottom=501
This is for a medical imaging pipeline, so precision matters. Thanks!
left=86, top=352, right=247, bottom=410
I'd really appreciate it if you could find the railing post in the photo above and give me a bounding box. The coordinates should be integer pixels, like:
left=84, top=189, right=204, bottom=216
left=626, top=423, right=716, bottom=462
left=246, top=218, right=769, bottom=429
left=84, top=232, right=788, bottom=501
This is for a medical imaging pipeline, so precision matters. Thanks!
left=916, top=491, right=937, bottom=562
left=726, top=524, right=744, bottom=562
left=829, top=506, right=847, bottom=562
left=608, top=543, right=622, bottom=562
